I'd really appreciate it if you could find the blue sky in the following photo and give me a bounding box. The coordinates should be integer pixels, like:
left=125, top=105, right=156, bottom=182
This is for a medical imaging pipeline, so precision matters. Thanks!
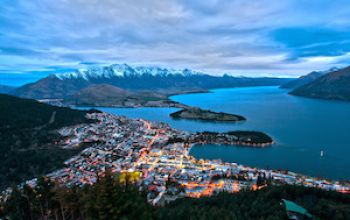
left=1, top=0, right=350, bottom=80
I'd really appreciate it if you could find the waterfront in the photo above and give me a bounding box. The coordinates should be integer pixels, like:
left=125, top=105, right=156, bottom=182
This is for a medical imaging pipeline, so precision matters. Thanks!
left=5, top=112, right=347, bottom=206
left=89, top=86, right=350, bottom=180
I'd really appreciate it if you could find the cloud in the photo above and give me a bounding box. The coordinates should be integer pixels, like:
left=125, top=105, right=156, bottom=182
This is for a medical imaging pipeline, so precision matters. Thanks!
left=1, top=0, right=350, bottom=78
left=272, top=27, right=350, bottom=58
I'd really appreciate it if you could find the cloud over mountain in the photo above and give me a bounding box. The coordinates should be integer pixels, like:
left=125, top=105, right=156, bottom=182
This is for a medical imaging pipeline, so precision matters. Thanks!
left=1, top=0, right=350, bottom=77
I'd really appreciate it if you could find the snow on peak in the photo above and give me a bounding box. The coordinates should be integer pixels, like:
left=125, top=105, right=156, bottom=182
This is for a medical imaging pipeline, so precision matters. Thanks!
left=327, top=67, right=340, bottom=73
left=55, top=64, right=204, bottom=80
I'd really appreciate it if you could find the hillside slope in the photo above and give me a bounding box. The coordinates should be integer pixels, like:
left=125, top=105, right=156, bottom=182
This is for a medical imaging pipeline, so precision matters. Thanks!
left=290, top=66, right=350, bottom=101
left=0, top=94, right=95, bottom=189
left=65, top=84, right=132, bottom=106
left=13, top=74, right=90, bottom=99
left=3, top=175, right=350, bottom=220
left=64, top=84, right=186, bottom=107
left=280, top=68, right=338, bottom=89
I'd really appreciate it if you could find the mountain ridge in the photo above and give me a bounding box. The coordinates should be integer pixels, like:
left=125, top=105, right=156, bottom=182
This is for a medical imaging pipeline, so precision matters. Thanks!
left=290, top=66, right=350, bottom=101
left=56, top=63, right=204, bottom=80
left=280, top=67, right=338, bottom=89
left=12, top=64, right=292, bottom=100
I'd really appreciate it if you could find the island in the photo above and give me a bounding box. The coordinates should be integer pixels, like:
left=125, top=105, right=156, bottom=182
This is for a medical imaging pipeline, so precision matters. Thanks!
left=170, top=107, right=246, bottom=122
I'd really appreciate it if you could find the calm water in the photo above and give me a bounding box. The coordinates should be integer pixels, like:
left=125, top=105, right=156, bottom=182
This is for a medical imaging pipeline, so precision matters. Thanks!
left=92, top=86, right=350, bottom=180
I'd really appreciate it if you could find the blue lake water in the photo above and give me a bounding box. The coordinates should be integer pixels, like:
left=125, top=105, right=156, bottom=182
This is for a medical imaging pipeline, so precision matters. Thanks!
left=92, top=86, right=350, bottom=180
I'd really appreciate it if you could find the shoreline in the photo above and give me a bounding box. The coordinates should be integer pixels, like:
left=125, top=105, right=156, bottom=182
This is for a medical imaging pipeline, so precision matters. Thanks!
left=2, top=112, right=349, bottom=205
left=39, top=87, right=349, bottom=180
left=169, top=107, right=246, bottom=122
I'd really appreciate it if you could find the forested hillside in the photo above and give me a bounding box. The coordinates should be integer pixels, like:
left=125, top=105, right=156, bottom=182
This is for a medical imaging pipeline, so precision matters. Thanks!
left=0, top=94, right=96, bottom=189
left=2, top=171, right=350, bottom=220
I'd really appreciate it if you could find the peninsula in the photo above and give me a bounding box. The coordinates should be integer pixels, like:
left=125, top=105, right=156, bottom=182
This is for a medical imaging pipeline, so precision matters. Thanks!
left=170, top=107, right=246, bottom=122
left=168, top=130, right=273, bottom=147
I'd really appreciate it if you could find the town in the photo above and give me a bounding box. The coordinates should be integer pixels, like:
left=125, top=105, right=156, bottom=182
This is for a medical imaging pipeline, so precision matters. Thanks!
left=7, top=112, right=350, bottom=205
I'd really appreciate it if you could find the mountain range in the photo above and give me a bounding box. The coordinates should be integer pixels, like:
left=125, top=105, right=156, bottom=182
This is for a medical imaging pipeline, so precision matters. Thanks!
left=6, top=63, right=350, bottom=105
left=12, top=64, right=291, bottom=106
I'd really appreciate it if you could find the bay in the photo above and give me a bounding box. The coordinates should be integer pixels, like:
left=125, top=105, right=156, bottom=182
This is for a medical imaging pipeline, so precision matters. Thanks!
left=91, top=86, right=350, bottom=180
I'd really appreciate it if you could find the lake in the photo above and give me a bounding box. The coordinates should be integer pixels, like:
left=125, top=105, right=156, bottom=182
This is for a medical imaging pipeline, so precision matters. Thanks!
left=92, top=86, right=350, bottom=180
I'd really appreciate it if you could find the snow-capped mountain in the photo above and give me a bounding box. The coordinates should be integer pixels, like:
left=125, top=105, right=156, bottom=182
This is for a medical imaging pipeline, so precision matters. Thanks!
left=13, top=64, right=291, bottom=99
left=56, top=64, right=203, bottom=80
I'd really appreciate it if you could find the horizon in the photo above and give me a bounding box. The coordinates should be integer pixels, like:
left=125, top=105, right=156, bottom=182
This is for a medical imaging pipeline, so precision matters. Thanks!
left=1, top=0, right=350, bottom=83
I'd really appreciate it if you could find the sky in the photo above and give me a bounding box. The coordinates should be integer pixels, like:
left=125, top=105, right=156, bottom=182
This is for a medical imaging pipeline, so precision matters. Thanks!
left=1, top=0, right=350, bottom=81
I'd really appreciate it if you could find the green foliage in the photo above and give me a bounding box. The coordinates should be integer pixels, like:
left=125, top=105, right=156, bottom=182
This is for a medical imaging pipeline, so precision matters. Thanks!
left=0, top=94, right=94, bottom=189
left=1, top=171, right=155, bottom=220
left=158, top=185, right=350, bottom=220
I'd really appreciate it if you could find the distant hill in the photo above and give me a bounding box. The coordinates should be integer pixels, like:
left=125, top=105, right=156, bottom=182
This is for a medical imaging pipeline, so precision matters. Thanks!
left=290, top=66, right=350, bottom=101
left=12, top=64, right=292, bottom=99
left=281, top=67, right=338, bottom=89
left=64, top=84, right=186, bottom=107
left=13, top=74, right=90, bottom=99
left=0, top=94, right=95, bottom=189
left=66, top=84, right=132, bottom=106
left=0, top=84, right=15, bottom=94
